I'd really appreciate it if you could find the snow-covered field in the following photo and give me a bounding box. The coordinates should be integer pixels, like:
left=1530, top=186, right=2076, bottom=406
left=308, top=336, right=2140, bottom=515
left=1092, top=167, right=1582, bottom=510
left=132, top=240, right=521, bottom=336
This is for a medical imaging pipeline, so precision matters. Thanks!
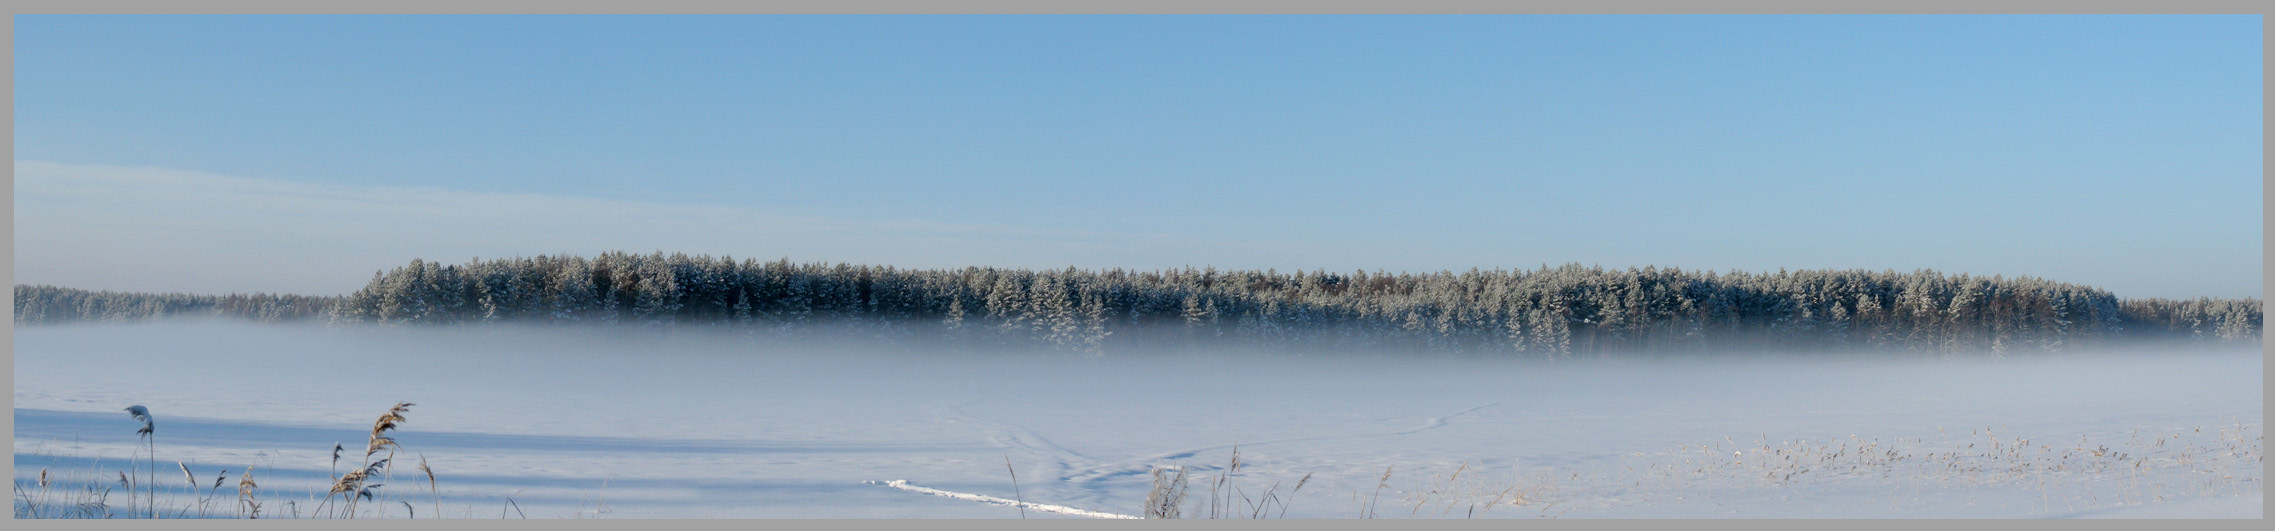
left=12, top=322, right=2263, bottom=518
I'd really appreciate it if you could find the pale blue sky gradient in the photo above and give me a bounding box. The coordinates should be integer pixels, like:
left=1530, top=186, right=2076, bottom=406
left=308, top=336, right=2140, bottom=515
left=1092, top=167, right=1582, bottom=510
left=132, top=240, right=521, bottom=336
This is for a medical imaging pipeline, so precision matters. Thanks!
left=12, top=15, right=2264, bottom=298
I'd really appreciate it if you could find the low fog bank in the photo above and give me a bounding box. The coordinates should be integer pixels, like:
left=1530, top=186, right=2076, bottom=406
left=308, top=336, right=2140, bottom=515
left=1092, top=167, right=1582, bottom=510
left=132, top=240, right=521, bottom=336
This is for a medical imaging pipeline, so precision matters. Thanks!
left=14, top=321, right=2262, bottom=518
left=15, top=321, right=2260, bottom=430
left=13, top=315, right=2264, bottom=364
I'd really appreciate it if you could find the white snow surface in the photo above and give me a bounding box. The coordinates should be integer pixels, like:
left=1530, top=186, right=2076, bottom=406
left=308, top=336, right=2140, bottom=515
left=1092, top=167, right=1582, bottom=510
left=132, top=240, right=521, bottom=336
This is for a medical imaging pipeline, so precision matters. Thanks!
left=11, top=322, right=2264, bottom=518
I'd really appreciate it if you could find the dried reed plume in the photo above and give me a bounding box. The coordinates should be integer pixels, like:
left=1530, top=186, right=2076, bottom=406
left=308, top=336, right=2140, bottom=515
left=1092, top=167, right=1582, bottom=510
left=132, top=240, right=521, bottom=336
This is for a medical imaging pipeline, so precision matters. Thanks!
left=175, top=462, right=195, bottom=518
left=368, top=402, right=413, bottom=457
left=1144, top=465, right=1190, bottom=519
left=329, top=402, right=415, bottom=518
left=124, top=406, right=153, bottom=436
left=237, top=466, right=260, bottom=519
left=369, top=402, right=413, bottom=518
left=322, top=460, right=389, bottom=518
left=327, top=467, right=369, bottom=499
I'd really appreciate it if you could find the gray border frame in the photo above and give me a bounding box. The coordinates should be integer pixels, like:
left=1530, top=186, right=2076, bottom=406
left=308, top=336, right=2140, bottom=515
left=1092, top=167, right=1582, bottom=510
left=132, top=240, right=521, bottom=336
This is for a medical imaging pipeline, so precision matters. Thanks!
left=5, top=2, right=2275, bottom=14
left=3, top=3, right=2266, bottom=531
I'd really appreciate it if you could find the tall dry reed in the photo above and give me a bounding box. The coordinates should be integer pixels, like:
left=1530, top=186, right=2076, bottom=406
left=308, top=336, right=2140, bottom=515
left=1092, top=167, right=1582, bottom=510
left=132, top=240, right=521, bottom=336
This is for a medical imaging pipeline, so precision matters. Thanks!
left=122, top=405, right=154, bottom=518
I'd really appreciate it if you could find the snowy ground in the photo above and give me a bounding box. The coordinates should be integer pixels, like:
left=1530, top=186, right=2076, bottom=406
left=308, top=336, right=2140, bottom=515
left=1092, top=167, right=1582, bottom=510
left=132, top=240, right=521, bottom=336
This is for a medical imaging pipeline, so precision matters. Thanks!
left=11, top=322, right=2263, bottom=518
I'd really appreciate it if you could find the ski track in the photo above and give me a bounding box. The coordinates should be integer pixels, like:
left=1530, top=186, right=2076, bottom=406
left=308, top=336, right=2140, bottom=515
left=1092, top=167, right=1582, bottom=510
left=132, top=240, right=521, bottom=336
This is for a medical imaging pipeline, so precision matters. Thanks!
left=952, top=400, right=1498, bottom=509
left=866, top=480, right=1140, bottom=519
left=1064, top=402, right=1500, bottom=498
left=940, top=399, right=1102, bottom=497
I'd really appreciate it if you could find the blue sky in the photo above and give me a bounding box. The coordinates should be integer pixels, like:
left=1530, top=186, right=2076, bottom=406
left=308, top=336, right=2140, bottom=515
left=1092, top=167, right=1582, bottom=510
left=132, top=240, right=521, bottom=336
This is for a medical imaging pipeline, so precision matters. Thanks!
left=12, top=15, right=2263, bottom=298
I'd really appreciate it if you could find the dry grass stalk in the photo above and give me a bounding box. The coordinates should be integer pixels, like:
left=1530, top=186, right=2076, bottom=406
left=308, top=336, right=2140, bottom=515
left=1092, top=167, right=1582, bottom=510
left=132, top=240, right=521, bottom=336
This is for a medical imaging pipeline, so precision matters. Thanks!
left=17, top=468, right=54, bottom=518
left=1207, top=446, right=1242, bottom=518
left=417, top=454, right=441, bottom=519
left=122, top=405, right=155, bottom=518
left=1278, top=472, right=1311, bottom=519
left=13, top=463, right=124, bottom=519
left=19, top=402, right=464, bottom=520
left=1003, top=455, right=1026, bottom=519
left=1411, top=462, right=1470, bottom=517
left=1364, top=464, right=1393, bottom=519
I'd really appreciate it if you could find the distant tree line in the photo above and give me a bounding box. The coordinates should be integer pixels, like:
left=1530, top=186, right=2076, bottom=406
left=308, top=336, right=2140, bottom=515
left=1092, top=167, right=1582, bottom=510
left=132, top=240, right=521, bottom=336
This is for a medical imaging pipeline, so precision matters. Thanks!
left=15, top=252, right=2263, bottom=356
left=2116, top=297, right=2264, bottom=344
left=13, top=285, right=332, bottom=324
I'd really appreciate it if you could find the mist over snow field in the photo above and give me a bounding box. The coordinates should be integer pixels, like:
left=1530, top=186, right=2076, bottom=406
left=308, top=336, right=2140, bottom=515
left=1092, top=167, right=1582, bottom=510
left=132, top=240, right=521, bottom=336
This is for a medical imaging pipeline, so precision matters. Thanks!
left=12, top=322, right=2263, bottom=518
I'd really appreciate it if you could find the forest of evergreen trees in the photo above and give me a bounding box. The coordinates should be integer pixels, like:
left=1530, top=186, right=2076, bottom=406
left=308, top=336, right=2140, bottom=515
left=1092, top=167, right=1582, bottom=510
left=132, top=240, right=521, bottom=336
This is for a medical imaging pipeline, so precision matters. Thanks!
left=14, top=252, right=2264, bottom=356
left=12, top=285, right=333, bottom=325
